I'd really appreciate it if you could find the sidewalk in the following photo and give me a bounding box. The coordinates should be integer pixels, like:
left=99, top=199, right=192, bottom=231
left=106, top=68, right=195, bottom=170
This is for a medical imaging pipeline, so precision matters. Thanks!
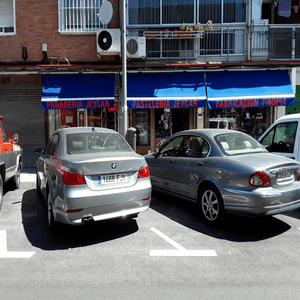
left=20, top=167, right=36, bottom=187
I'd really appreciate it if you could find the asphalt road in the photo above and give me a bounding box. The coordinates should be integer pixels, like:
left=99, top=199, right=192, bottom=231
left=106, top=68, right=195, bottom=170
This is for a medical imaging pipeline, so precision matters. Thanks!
left=1, top=178, right=300, bottom=300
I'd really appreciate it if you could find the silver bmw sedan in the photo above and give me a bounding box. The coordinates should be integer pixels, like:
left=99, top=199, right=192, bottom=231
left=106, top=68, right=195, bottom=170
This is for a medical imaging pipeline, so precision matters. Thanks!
left=36, top=127, right=152, bottom=232
left=145, top=129, right=300, bottom=226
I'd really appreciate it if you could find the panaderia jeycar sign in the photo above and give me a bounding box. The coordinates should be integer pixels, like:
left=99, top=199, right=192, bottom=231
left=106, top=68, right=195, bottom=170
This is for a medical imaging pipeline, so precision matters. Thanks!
left=42, top=99, right=114, bottom=110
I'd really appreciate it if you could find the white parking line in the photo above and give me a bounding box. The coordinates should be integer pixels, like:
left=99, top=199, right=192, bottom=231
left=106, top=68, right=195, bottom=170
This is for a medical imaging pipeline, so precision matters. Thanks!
left=150, top=227, right=217, bottom=257
left=0, top=230, right=35, bottom=258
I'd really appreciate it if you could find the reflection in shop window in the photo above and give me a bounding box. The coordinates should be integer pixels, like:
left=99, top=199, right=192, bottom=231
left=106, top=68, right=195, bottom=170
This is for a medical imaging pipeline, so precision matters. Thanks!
left=136, top=111, right=150, bottom=146
left=209, top=107, right=267, bottom=139
left=155, top=109, right=171, bottom=147
left=88, top=108, right=117, bottom=130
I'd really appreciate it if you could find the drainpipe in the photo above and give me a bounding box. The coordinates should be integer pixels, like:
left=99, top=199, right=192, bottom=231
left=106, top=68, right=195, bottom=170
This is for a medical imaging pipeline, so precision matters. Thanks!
left=248, top=0, right=252, bottom=61
left=120, top=0, right=128, bottom=137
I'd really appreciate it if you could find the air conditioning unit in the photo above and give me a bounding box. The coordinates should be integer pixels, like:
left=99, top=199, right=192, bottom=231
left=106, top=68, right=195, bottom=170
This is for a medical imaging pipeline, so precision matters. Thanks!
left=96, top=29, right=121, bottom=55
left=126, top=37, right=146, bottom=58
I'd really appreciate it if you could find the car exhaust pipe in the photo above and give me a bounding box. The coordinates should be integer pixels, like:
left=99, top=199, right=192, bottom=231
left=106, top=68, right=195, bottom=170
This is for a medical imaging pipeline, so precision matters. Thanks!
left=87, top=217, right=94, bottom=224
left=82, top=217, right=94, bottom=224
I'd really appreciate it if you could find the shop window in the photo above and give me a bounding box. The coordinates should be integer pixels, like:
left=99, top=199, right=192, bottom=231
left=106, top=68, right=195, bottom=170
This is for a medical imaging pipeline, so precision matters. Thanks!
left=58, top=0, right=104, bottom=32
left=136, top=111, right=150, bottom=146
left=172, top=109, right=189, bottom=133
left=88, top=108, right=116, bottom=130
left=155, top=109, right=171, bottom=147
left=209, top=107, right=267, bottom=139
left=0, top=0, right=15, bottom=35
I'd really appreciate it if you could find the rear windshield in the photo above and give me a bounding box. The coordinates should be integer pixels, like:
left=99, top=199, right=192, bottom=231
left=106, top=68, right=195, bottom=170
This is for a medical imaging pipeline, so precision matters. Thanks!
left=66, top=132, right=131, bottom=154
left=215, top=133, right=266, bottom=156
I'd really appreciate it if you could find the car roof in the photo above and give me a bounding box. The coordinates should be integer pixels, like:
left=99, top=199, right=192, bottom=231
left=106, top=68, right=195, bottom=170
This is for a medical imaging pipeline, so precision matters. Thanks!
left=172, top=129, right=241, bottom=138
left=277, top=113, right=300, bottom=122
left=55, top=127, right=117, bottom=136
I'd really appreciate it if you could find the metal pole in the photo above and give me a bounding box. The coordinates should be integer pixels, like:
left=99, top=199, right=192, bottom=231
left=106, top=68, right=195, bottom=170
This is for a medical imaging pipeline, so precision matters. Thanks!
left=120, top=0, right=127, bottom=137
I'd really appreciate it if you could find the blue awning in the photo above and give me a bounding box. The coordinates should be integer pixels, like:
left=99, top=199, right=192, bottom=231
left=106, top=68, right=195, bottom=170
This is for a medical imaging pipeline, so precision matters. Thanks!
left=42, top=74, right=115, bottom=109
left=206, top=70, right=295, bottom=109
left=127, top=72, right=206, bottom=109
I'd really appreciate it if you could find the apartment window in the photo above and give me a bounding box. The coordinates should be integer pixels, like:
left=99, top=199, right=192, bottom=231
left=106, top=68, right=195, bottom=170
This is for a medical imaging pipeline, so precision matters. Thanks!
left=128, top=0, right=246, bottom=26
left=128, top=0, right=160, bottom=25
left=162, top=0, right=194, bottom=24
left=0, top=0, right=15, bottom=35
left=58, top=0, right=104, bottom=32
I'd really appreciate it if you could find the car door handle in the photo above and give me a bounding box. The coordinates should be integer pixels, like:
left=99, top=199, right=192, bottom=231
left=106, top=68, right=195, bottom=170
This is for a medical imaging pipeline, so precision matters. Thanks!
left=197, top=162, right=203, bottom=166
left=169, top=159, right=174, bottom=163
left=287, top=156, right=295, bottom=160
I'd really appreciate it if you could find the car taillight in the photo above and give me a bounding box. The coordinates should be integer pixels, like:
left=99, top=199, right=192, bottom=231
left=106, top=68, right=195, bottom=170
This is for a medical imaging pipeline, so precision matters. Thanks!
left=249, top=171, right=271, bottom=187
left=59, top=169, right=86, bottom=185
left=138, top=166, right=150, bottom=179
left=298, top=173, right=300, bottom=181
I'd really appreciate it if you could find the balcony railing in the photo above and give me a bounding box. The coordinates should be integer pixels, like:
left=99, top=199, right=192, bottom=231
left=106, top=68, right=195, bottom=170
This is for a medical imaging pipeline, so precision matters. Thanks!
left=140, top=25, right=300, bottom=62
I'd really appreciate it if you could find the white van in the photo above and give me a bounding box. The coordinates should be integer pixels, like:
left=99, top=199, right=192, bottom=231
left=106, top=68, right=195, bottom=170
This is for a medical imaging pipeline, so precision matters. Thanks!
left=258, top=113, right=300, bottom=162
left=209, top=118, right=235, bottom=130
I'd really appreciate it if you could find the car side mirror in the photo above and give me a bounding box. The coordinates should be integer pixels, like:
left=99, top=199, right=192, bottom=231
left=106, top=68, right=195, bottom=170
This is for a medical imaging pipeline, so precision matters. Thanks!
left=35, top=147, right=44, bottom=155
left=154, top=148, right=160, bottom=157
left=12, top=134, right=18, bottom=143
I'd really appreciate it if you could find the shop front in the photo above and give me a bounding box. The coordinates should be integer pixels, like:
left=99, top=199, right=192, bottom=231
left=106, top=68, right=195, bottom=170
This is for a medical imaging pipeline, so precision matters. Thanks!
left=0, top=73, right=45, bottom=167
left=127, top=72, right=207, bottom=154
left=41, top=69, right=295, bottom=156
left=206, top=69, right=295, bottom=139
left=41, top=73, right=117, bottom=134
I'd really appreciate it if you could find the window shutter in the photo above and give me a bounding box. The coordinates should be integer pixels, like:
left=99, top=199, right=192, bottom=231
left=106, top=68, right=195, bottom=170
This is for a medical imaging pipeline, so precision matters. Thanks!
left=0, top=0, right=14, bottom=27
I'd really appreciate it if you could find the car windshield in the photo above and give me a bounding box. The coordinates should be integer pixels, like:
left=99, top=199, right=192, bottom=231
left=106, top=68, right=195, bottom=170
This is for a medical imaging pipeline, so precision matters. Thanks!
left=215, top=133, right=266, bottom=156
left=66, top=132, right=131, bottom=154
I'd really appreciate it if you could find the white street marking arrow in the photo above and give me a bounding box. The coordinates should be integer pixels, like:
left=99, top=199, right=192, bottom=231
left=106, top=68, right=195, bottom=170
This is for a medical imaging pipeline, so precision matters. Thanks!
left=150, top=227, right=217, bottom=257
left=0, top=230, right=35, bottom=258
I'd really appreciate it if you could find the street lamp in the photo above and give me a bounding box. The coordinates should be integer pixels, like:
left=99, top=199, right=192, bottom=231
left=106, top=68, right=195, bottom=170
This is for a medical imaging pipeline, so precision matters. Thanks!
left=97, top=0, right=127, bottom=137
left=120, top=0, right=127, bottom=137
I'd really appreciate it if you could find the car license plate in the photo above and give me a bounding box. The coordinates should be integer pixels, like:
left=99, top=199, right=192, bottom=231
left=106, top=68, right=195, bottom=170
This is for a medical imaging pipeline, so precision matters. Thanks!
left=277, top=170, right=294, bottom=181
left=98, top=174, right=127, bottom=185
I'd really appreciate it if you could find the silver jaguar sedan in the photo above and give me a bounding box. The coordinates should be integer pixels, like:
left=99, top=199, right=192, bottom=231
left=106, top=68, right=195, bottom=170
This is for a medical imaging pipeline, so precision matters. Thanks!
left=145, top=129, right=300, bottom=225
left=36, top=127, right=151, bottom=232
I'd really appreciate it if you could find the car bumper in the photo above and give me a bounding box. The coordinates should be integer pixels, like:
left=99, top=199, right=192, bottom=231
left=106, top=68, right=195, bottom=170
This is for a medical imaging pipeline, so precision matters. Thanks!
left=53, top=178, right=152, bottom=225
left=221, top=185, right=300, bottom=216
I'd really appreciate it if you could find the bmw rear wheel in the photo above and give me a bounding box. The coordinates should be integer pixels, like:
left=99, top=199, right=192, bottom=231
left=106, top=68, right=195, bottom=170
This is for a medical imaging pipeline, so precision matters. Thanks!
left=198, top=184, right=225, bottom=226
left=36, top=173, right=42, bottom=197
left=0, top=176, right=3, bottom=211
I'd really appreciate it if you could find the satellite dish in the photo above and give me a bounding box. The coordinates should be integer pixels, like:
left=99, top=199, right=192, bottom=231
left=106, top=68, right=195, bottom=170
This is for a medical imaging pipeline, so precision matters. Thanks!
left=98, top=30, right=112, bottom=50
left=97, top=1, right=113, bottom=25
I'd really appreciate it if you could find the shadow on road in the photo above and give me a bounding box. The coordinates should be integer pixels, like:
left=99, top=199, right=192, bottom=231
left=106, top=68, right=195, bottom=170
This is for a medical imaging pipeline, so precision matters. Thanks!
left=150, top=190, right=292, bottom=242
left=283, top=208, right=300, bottom=220
left=21, top=189, right=139, bottom=250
